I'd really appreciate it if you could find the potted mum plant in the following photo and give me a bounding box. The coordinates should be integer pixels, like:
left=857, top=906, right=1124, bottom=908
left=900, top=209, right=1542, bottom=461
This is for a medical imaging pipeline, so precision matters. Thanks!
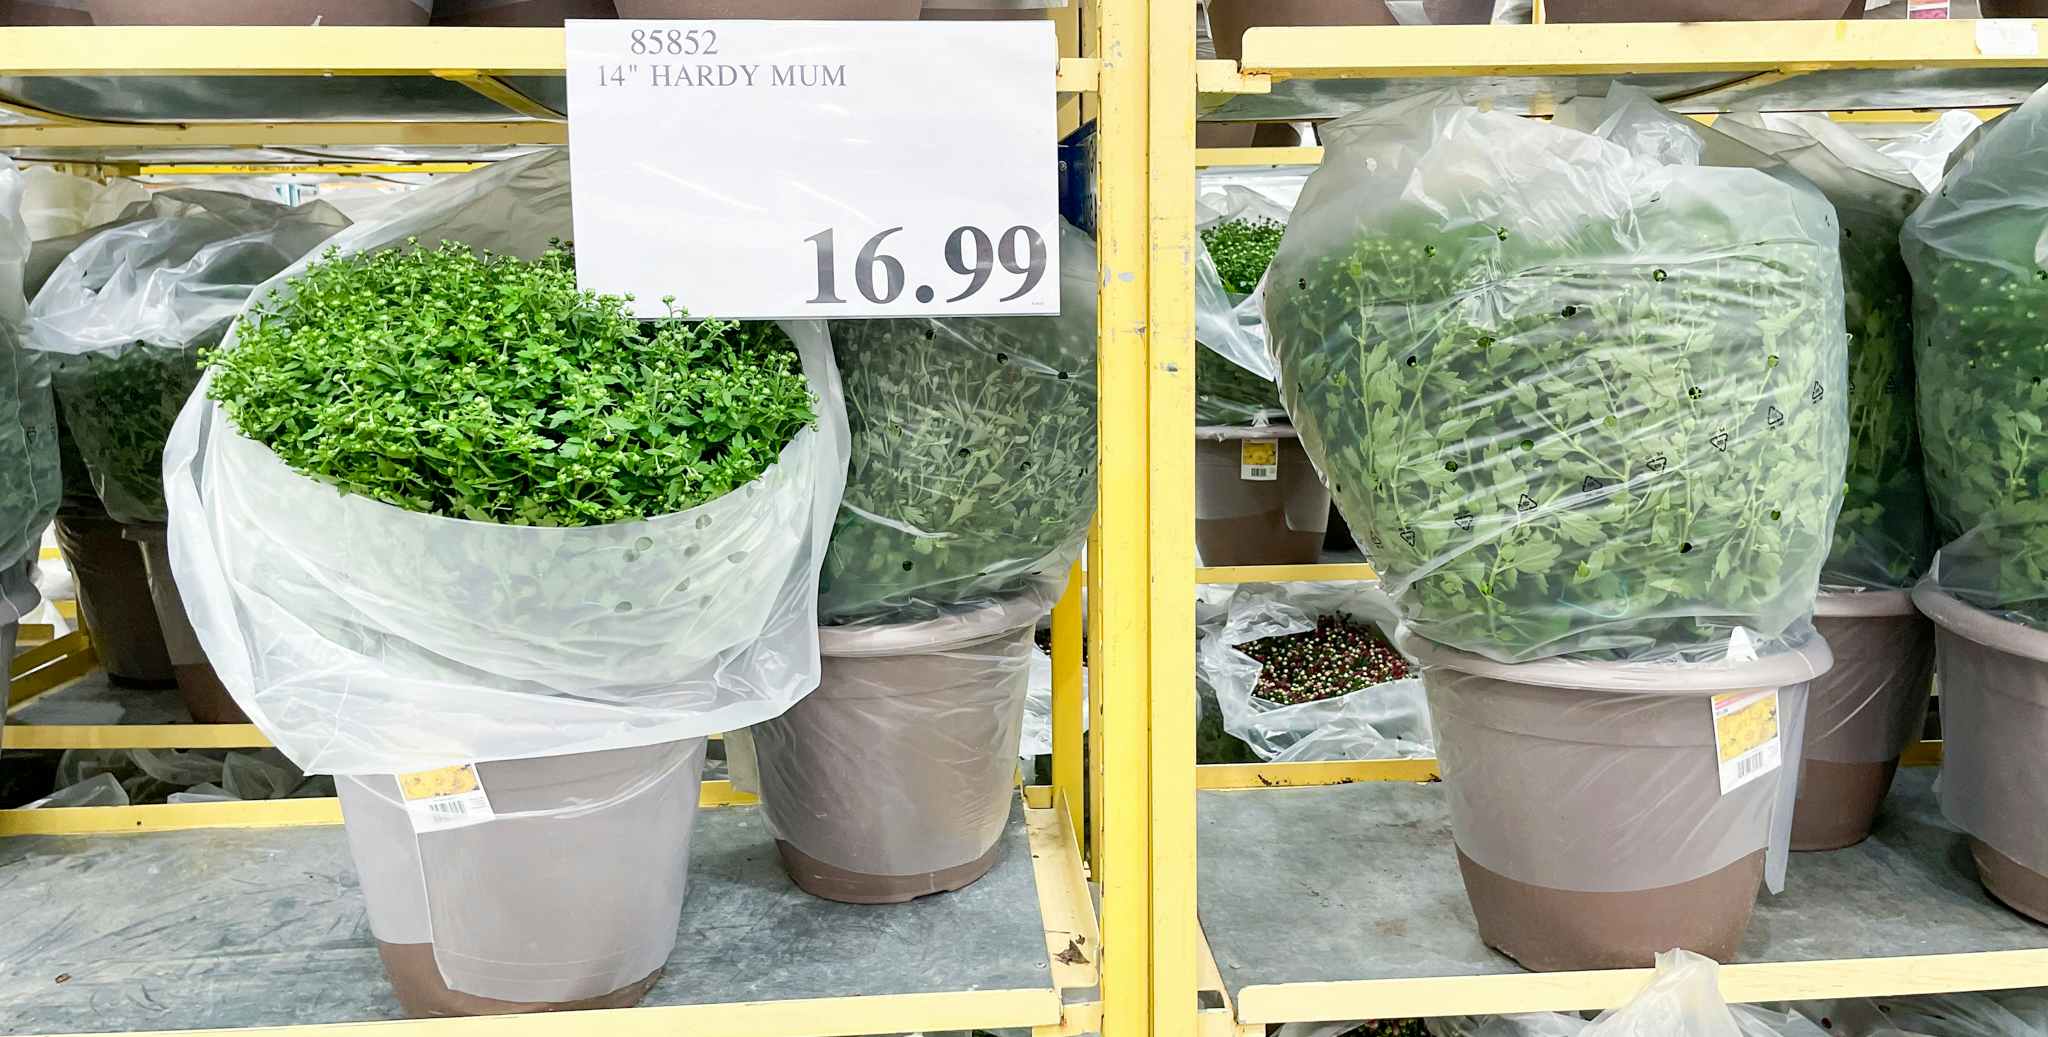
left=749, top=224, right=1096, bottom=904
left=27, top=190, right=350, bottom=724
left=1717, top=112, right=1946, bottom=853
left=0, top=0, right=89, bottom=23
left=1902, top=84, right=2048, bottom=926
left=432, top=0, right=613, bottom=23
left=0, top=157, right=59, bottom=741
left=166, top=151, right=846, bottom=1014
left=85, top=0, right=431, bottom=23
left=1193, top=172, right=1329, bottom=566
left=1265, top=90, right=1846, bottom=971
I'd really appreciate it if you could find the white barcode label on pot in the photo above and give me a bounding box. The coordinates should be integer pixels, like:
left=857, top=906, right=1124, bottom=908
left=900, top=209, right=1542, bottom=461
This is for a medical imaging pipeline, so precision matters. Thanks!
left=1241, top=439, right=1279, bottom=481
left=397, top=763, right=495, bottom=833
left=1710, top=689, right=1781, bottom=795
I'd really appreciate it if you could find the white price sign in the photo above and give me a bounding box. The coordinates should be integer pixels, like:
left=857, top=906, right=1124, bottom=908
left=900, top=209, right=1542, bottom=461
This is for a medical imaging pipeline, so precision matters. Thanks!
left=566, top=20, right=1061, bottom=320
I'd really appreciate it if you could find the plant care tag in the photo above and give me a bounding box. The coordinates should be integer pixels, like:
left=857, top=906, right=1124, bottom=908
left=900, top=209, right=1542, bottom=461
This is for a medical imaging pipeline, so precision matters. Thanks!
left=397, top=764, right=496, bottom=833
left=1241, top=439, right=1279, bottom=481
left=566, top=21, right=1060, bottom=320
left=1710, top=689, right=1781, bottom=795
left=1907, top=0, right=1949, bottom=18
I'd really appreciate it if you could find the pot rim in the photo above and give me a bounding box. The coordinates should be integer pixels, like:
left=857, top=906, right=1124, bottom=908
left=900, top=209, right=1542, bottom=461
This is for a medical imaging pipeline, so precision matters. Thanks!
left=818, top=587, right=1055, bottom=658
left=1406, top=633, right=1833, bottom=694
left=1815, top=588, right=1917, bottom=618
left=1196, top=424, right=1299, bottom=442
left=1911, top=584, right=2048, bottom=663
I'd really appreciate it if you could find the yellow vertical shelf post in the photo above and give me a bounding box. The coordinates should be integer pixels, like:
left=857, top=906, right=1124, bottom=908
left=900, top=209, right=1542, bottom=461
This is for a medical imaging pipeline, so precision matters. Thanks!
left=1147, top=0, right=1200, bottom=1031
left=1093, top=0, right=1155, bottom=1030
left=1051, top=559, right=1086, bottom=838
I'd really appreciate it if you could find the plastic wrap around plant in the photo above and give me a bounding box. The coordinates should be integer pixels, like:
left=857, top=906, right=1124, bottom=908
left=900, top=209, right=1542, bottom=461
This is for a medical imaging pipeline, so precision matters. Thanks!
left=27, top=191, right=349, bottom=525
left=1424, top=951, right=1830, bottom=1037
left=1717, top=113, right=1936, bottom=592
left=164, top=151, right=851, bottom=776
left=1420, top=635, right=1827, bottom=899
left=816, top=224, right=1094, bottom=626
left=1266, top=90, right=1848, bottom=662
left=1195, top=168, right=1309, bottom=427
left=1902, top=87, right=2048, bottom=629
left=0, top=158, right=58, bottom=611
left=1196, top=582, right=1432, bottom=763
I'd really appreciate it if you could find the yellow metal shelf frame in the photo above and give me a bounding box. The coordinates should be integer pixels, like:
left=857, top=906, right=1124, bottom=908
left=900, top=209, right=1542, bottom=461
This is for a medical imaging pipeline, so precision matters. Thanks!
left=0, top=14, right=1126, bottom=1037
left=1165, top=17, right=2043, bottom=1037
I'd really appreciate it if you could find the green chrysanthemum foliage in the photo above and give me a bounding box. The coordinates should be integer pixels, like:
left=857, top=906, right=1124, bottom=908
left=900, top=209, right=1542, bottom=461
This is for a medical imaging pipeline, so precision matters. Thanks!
left=1268, top=160, right=1847, bottom=661
left=1826, top=204, right=1930, bottom=590
left=819, top=311, right=1097, bottom=625
left=55, top=344, right=201, bottom=525
left=208, top=242, right=815, bottom=527
left=1197, top=217, right=1286, bottom=424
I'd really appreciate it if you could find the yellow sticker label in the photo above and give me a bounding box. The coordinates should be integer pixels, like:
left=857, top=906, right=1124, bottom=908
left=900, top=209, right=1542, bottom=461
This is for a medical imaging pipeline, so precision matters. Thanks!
left=1240, top=440, right=1278, bottom=467
left=398, top=764, right=481, bottom=802
left=1710, top=689, right=1782, bottom=794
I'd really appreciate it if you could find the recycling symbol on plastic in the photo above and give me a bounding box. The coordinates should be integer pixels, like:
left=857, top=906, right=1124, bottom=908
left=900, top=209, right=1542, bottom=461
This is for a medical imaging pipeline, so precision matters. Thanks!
left=1581, top=475, right=1603, bottom=494
left=1453, top=511, right=1475, bottom=532
left=1810, top=381, right=1826, bottom=403
left=1646, top=455, right=1668, bottom=472
left=1766, top=406, right=1784, bottom=429
left=1709, top=431, right=1730, bottom=452
left=1399, top=526, right=1417, bottom=547
left=1369, top=530, right=1385, bottom=550
left=1517, top=494, right=1538, bottom=512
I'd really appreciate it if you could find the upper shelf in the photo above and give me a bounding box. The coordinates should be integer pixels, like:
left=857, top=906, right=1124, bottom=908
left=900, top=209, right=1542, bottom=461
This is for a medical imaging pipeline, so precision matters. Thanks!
left=0, top=26, right=1097, bottom=154
left=1201, top=18, right=2048, bottom=120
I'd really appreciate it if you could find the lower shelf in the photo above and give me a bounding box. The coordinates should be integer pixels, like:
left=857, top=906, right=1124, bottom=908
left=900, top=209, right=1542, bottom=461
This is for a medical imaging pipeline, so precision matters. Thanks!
left=1198, top=766, right=2048, bottom=1026
left=0, top=791, right=1096, bottom=1037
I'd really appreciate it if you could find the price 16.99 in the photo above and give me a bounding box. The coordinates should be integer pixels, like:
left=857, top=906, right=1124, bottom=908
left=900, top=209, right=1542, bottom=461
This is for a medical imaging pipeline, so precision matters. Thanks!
left=806, top=225, right=1048, bottom=307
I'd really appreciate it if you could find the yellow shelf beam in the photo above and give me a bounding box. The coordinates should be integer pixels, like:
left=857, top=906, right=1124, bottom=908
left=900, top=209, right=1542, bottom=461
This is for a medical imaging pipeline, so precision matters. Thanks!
left=1234, top=19, right=2048, bottom=83
left=1, top=724, right=270, bottom=751
left=0, top=120, right=568, bottom=149
left=135, top=162, right=487, bottom=175
left=1197, top=759, right=1439, bottom=789
left=1197, top=562, right=1377, bottom=584
left=1233, top=949, right=2048, bottom=1024
left=0, top=28, right=1099, bottom=88
left=1194, top=145, right=1322, bottom=167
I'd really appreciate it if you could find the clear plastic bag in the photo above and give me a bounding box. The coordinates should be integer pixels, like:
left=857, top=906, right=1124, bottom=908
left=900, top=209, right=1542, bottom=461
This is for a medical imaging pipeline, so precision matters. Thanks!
left=164, top=150, right=852, bottom=776
left=1426, top=951, right=1832, bottom=1037
left=816, top=224, right=1094, bottom=626
left=1420, top=635, right=1825, bottom=897
left=1266, top=88, right=1847, bottom=663
left=27, top=190, right=350, bottom=525
left=1797, top=992, right=2048, bottom=1037
left=18, top=167, right=148, bottom=243
left=1196, top=581, right=1432, bottom=763
left=41, top=746, right=324, bottom=806
left=0, top=158, right=58, bottom=596
left=1714, top=113, right=1933, bottom=592
left=1195, top=169, right=1308, bottom=427
left=751, top=586, right=1049, bottom=885
left=1019, top=644, right=1087, bottom=759
left=1901, top=85, right=2048, bottom=628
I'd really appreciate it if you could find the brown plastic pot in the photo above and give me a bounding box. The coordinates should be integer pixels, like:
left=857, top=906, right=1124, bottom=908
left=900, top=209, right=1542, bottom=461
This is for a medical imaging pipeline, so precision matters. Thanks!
left=1912, top=586, right=2048, bottom=925
left=1196, top=426, right=1329, bottom=567
left=54, top=514, right=175, bottom=688
left=615, top=0, right=920, bottom=16
left=86, top=0, right=430, bottom=22
left=337, top=739, right=706, bottom=1016
left=1417, top=636, right=1830, bottom=971
left=125, top=525, right=248, bottom=725
left=431, top=0, right=613, bottom=23
left=1790, top=590, right=1936, bottom=851
left=0, top=1, right=91, bottom=23
left=920, top=3, right=1043, bottom=16
left=751, top=593, right=1042, bottom=904
left=1982, top=0, right=2048, bottom=13
left=1543, top=0, right=1861, bottom=21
